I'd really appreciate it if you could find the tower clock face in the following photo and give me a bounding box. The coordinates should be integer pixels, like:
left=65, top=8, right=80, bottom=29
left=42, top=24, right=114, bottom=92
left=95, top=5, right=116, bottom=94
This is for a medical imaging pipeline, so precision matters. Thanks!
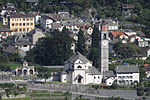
left=103, top=40, right=108, bottom=46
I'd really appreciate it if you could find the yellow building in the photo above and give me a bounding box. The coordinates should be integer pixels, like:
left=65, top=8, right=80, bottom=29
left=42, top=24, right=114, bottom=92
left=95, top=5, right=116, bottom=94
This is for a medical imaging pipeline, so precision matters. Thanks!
left=9, top=13, right=35, bottom=33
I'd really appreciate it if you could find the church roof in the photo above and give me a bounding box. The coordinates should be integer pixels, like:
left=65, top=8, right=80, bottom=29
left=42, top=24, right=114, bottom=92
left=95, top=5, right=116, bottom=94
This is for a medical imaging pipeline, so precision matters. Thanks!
left=65, top=52, right=91, bottom=64
left=86, top=66, right=101, bottom=75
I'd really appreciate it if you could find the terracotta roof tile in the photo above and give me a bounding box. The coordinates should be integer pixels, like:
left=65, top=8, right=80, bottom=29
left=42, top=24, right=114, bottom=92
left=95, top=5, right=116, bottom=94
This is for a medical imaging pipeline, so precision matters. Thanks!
left=111, top=31, right=124, bottom=38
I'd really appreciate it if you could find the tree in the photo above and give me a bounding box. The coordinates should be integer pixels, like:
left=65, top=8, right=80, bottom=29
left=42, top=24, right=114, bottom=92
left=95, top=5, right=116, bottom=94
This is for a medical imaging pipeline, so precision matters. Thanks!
left=88, top=25, right=100, bottom=67
left=25, top=28, right=73, bottom=65
left=77, top=29, right=86, bottom=56
left=113, top=42, right=143, bottom=59
left=37, top=67, right=52, bottom=83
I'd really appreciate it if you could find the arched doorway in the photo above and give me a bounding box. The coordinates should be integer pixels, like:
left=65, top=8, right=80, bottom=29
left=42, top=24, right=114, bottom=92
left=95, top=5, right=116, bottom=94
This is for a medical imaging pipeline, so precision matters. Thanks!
left=17, top=69, right=22, bottom=76
left=29, top=69, right=33, bottom=74
left=23, top=69, right=28, bottom=76
left=77, top=75, right=83, bottom=84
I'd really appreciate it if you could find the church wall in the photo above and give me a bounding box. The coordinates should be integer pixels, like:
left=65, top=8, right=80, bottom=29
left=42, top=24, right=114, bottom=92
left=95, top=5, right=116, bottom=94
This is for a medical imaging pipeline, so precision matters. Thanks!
left=86, top=74, right=102, bottom=84
left=73, top=70, right=86, bottom=84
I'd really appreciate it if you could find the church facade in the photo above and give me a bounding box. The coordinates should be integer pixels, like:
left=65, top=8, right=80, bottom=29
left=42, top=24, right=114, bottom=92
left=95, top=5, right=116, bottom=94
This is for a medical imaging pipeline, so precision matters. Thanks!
left=61, top=52, right=102, bottom=84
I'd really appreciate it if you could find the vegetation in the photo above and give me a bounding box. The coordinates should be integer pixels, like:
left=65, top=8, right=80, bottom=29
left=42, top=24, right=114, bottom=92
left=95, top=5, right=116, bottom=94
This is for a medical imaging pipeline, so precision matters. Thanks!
left=37, top=67, right=52, bottom=83
left=29, top=90, right=71, bottom=100
left=0, top=83, right=27, bottom=98
left=25, top=28, right=73, bottom=65
left=0, top=47, right=21, bottom=71
left=113, top=42, right=143, bottom=59
left=2, top=97, right=30, bottom=100
left=77, top=29, right=86, bottom=56
left=88, top=25, right=99, bottom=68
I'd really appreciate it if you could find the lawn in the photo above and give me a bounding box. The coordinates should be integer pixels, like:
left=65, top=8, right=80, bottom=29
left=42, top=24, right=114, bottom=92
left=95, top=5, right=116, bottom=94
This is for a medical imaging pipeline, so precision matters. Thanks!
left=49, top=81, right=71, bottom=85
left=2, top=97, right=30, bottom=100
left=8, top=62, right=21, bottom=70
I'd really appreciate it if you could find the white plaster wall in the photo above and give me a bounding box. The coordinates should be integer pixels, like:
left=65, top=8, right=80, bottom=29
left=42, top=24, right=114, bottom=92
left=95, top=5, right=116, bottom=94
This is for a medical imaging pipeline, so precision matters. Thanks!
left=61, top=74, right=67, bottom=82
left=18, top=45, right=30, bottom=52
left=106, top=77, right=115, bottom=86
left=116, top=73, right=139, bottom=85
left=72, top=70, right=85, bottom=84
left=86, top=74, right=102, bottom=84
left=33, top=31, right=45, bottom=45
left=108, top=26, right=118, bottom=31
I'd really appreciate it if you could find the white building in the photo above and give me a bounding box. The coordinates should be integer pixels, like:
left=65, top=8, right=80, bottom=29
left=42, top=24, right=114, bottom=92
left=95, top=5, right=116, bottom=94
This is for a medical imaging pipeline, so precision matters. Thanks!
left=115, top=66, right=139, bottom=85
left=40, top=15, right=53, bottom=30
left=61, top=52, right=102, bottom=85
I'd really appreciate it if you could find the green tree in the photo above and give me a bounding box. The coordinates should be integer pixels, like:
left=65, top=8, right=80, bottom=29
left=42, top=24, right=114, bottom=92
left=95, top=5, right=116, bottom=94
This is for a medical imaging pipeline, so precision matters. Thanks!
left=77, top=29, right=86, bottom=56
left=88, top=25, right=99, bottom=67
left=25, top=28, right=73, bottom=65
left=37, top=67, right=52, bottom=83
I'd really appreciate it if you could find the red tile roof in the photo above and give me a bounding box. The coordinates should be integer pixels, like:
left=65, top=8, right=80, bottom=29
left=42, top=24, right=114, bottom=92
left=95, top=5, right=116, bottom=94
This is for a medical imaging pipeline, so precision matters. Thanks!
left=111, top=31, right=125, bottom=38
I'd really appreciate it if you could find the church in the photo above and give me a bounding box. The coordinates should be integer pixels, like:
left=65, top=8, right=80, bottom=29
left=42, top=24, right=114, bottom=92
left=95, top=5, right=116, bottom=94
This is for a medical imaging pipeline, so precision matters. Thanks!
left=61, top=21, right=108, bottom=85
left=61, top=52, right=102, bottom=84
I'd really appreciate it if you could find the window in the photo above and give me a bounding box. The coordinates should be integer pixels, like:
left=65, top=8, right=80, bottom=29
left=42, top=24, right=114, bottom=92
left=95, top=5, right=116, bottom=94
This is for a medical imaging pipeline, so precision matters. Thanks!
left=27, top=18, right=29, bottom=21
left=27, top=28, right=29, bottom=32
left=23, top=18, right=25, bottom=21
left=19, top=23, right=22, bottom=26
left=30, top=18, right=33, bottom=21
left=98, top=76, right=100, bottom=79
left=23, top=23, right=25, bottom=26
left=27, top=23, right=29, bottom=26
left=94, top=76, right=96, bottom=79
left=77, top=66, right=82, bottom=69
left=15, top=23, right=18, bottom=26
left=12, top=23, right=14, bottom=26
left=20, top=18, right=21, bottom=21
left=19, top=28, right=22, bottom=31
left=24, top=45, right=27, bottom=47
left=12, top=19, right=14, bottom=21
left=23, top=28, right=25, bottom=31
left=30, top=23, right=33, bottom=26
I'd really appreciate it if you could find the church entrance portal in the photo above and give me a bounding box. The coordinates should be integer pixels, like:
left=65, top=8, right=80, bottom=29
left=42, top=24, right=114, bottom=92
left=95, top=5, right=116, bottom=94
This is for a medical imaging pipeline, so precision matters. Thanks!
left=78, top=77, right=82, bottom=83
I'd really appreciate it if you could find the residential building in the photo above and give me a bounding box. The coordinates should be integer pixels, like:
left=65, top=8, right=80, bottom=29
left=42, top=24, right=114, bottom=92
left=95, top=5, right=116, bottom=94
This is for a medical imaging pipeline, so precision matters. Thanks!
left=0, top=16, right=9, bottom=26
left=61, top=52, right=102, bottom=84
left=27, top=29, right=45, bottom=45
left=102, top=19, right=118, bottom=31
left=0, top=28, right=13, bottom=40
left=115, top=66, right=139, bottom=85
left=9, top=13, right=35, bottom=33
left=109, top=31, right=125, bottom=40
left=103, top=70, right=116, bottom=86
left=58, top=10, right=70, bottom=20
left=122, top=4, right=135, bottom=13
left=0, top=3, right=17, bottom=16
left=138, top=38, right=150, bottom=47
left=40, top=15, right=53, bottom=30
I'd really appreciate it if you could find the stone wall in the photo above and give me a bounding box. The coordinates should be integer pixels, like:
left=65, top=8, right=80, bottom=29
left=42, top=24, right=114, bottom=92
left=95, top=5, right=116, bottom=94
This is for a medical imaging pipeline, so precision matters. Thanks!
left=28, top=83, right=98, bottom=94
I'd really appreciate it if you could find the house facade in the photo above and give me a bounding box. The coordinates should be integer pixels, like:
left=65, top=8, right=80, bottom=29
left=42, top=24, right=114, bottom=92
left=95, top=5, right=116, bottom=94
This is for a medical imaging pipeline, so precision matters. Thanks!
left=0, top=28, right=13, bottom=40
left=115, top=66, right=139, bottom=85
left=40, top=15, right=53, bottom=30
left=61, top=52, right=102, bottom=84
left=9, top=13, right=35, bottom=33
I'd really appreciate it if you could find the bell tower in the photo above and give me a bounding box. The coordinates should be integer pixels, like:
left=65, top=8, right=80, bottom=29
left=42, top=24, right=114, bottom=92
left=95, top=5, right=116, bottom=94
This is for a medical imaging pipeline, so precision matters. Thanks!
left=99, top=22, right=109, bottom=74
